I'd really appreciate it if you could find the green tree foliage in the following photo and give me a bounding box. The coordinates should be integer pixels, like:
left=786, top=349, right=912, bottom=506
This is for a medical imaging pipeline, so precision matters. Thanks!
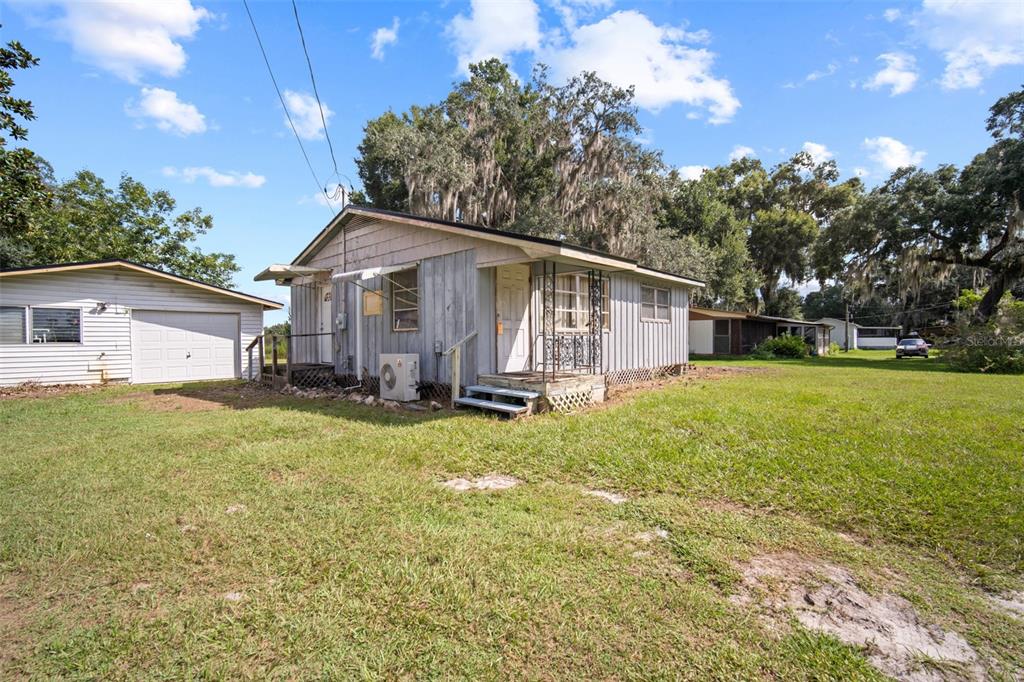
left=0, top=34, right=51, bottom=267
left=29, top=171, right=239, bottom=287
left=819, top=86, right=1024, bottom=323
left=354, top=60, right=701, bottom=279
left=801, top=284, right=848, bottom=320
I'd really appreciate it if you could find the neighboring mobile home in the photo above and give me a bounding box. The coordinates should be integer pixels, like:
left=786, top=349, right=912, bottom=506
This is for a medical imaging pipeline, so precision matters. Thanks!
left=0, top=260, right=282, bottom=386
left=256, top=206, right=704, bottom=411
left=814, top=318, right=900, bottom=350
left=689, top=306, right=831, bottom=356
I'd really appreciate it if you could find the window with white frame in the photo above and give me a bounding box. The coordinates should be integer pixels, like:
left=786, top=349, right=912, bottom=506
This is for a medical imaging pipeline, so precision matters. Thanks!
left=31, top=308, right=82, bottom=343
left=641, top=285, right=670, bottom=321
left=391, top=267, right=419, bottom=331
left=554, top=273, right=609, bottom=332
left=0, top=306, right=27, bottom=344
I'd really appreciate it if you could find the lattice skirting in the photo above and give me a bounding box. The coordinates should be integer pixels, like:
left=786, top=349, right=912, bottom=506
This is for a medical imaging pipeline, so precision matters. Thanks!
left=605, top=364, right=685, bottom=386
left=545, top=389, right=595, bottom=413
left=335, top=373, right=451, bottom=403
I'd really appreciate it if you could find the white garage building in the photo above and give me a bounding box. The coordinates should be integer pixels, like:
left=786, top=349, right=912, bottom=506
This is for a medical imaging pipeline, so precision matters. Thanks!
left=0, top=260, right=282, bottom=386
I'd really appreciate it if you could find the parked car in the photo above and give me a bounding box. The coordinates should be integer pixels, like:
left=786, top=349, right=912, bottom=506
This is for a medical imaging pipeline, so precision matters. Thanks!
left=896, top=338, right=930, bottom=359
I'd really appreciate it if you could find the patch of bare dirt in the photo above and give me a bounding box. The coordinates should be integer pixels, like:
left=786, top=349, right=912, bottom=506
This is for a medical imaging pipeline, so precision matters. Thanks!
left=440, top=474, right=521, bottom=492
left=584, top=489, right=628, bottom=504
left=0, top=381, right=103, bottom=400
left=0, top=571, right=35, bottom=670
left=106, top=392, right=227, bottom=412
left=733, top=553, right=983, bottom=681
left=989, top=591, right=1024, bottom=619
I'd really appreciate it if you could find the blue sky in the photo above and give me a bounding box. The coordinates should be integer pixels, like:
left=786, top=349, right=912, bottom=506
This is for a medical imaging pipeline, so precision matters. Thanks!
left=4, top=0, right=1023, bottom=324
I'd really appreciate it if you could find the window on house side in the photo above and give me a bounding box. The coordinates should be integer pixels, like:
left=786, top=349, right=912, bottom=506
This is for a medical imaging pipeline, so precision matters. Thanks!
left=641, top=285, right=670, bottom=321
left=391, top=268, right=419, bottom=332
left=30, top=308, right=81, bottom=343
left=0, top=306, right=27, bottom=344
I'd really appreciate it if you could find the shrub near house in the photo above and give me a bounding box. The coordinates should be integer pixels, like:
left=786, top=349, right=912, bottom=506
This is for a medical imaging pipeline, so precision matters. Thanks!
left=750, top=333, right=809, bottom=359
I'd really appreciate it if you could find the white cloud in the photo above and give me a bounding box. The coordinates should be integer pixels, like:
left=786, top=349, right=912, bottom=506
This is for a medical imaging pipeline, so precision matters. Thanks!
left=783, top=61, right=839, bottom=89
left=371, top=17, right=399, bottom=60
left=447, top=0, right=542, bottom=75
left=298, top=183, right=346, bottom=209
left=864, top=52, right=918, bottom=95
left=801, top=141, right=833, bottom=164
left=883, top=8, right=902, bottom=22
left=543, top=10, right=739, bottom=124
left=49, top=0, right=210, bottom=82
left=863, top=136, right=925, bottom=172
left=127, top=87, right=206, bottom=135
left=729, top=144, right=754, bottom=161
left=282, top=90, right=333, bottom=141
left=915, top=0, right=1024, bottom=89
left=163, top=166, right=266, bottom=188
left=550, top=0, right=615, bottom=30
left=677, top=165, right=708, bottom=181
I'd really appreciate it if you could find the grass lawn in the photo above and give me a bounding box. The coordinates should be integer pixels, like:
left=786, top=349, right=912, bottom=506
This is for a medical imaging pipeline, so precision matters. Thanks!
left=1, top=351, right=1022, bottom=678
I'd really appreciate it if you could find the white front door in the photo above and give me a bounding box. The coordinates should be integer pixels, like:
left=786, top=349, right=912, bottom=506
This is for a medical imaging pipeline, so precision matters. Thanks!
left=131, top=310, right=239, bottom=383
left=496, top=264, right=530, bottom=372
left=319, top=285, right=333, bottom=364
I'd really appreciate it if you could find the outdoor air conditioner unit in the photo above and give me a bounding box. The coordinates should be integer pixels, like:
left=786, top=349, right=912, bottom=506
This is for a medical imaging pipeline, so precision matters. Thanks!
left=379, top=353, right=420, bottom=402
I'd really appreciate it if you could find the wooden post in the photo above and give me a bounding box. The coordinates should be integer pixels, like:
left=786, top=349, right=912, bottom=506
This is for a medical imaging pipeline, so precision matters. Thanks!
left=247, top=345, right=253, bottom=380
left=285, top=333, right=293, bottom=387
left=450, top=345, right=460, bottom=409
left=259, top=335, right=265, bottom=379
left=845, top=303, right=851, bottom=352
left=271, top=335, right=278, bottom=387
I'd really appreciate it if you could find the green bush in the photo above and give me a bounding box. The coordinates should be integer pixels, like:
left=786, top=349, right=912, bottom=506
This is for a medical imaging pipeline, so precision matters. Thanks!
left=751, top=333, right=809, bottom=359
left=945, top=342, right=1024, bottom=374
left=828, top=341, right=841, bottom=355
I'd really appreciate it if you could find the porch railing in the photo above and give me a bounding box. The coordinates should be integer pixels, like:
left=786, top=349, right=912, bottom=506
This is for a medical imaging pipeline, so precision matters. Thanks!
left=247, top=332, right=337, bottom=389
left=443, top=329, right=478, bottom=408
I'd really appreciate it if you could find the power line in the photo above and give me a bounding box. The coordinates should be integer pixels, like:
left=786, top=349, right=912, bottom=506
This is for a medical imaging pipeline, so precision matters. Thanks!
left=291, top=0, right=339, bottom=177
left=241, top=0, right=336, bottom=213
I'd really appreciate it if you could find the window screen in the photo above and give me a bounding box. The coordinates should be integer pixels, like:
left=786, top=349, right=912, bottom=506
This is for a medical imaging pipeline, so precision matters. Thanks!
left=641, top=286, right=670, bottom=321
left=391, top=268, right=419, bottom=331
left=0, top=306, right=26, bottom=344
left=713, top=319, right=730, bottom=336
left=31, top=308, right=81, bottom=343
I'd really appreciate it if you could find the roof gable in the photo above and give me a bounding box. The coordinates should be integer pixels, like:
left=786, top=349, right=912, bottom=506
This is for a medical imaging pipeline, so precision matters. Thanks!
left=0, top=260, right=282, bottom=309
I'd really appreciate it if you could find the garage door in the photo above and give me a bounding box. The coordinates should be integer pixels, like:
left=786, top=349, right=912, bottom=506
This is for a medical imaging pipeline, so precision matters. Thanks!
left=131, top=311, right=239, bottom=383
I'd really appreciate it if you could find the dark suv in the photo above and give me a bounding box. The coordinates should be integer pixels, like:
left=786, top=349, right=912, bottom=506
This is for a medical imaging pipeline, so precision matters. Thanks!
left=896, top=338, right=929, bottom=359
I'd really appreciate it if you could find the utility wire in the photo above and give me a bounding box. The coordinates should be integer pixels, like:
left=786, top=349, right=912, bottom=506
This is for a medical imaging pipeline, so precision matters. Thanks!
left=291, top=0, right=339, bottom=177
left=242, top=0, right=336, bottom=213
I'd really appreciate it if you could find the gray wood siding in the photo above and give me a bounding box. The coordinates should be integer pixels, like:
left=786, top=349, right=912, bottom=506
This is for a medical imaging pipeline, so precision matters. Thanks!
left=0, top=269, right=265, bottom=386
left=327, top=249, right=478, bottom=386
left=288, top=279, right=320, bottom=364
left=528, top=265, right=690, bottom=373
left=476, top=267, right=496, bottom=376
left=307, top=215, right=530, bottom=271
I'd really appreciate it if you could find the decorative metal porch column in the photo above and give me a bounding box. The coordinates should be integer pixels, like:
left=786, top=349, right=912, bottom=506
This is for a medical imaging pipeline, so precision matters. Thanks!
left=541, top=260, right=556, bottom=381
left=588, top=269, right=603, bottom=374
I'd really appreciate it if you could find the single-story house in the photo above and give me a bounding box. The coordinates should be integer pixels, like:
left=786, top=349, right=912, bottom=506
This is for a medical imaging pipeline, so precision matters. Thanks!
left=689, top=306, right=831, bottom=356
left=814, top=318, right=900, bottom=350
left=0, top=260, right=282, bottom=386
left=256, top=205, right=705, bottom=412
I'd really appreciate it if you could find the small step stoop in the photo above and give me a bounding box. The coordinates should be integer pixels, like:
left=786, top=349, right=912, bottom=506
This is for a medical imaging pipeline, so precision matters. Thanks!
left=455, top=385, right=541, bottom=418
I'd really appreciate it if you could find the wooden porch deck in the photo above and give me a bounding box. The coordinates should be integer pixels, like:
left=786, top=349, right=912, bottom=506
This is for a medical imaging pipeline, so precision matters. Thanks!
left=477, top=371, right=606, bottom=405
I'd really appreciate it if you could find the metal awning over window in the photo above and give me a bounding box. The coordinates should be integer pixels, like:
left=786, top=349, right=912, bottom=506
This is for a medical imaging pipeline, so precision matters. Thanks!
left=253, top=264, right=329, bottom=282
left=331, top=262, right=418, bottom=282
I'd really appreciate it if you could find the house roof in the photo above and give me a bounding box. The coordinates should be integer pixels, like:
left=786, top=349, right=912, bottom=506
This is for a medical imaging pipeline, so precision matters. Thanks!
left=691, top=306, right=830, bottom=327
left=289, top=205, right=705, bottom=288
left=0, top=260, right=283, bottom=309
